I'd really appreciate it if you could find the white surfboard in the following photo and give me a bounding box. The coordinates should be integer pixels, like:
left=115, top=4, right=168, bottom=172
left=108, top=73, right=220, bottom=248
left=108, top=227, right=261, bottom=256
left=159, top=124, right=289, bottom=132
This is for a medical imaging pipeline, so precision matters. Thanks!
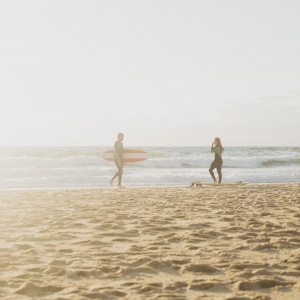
left=103, top=149, right=150, bottom=163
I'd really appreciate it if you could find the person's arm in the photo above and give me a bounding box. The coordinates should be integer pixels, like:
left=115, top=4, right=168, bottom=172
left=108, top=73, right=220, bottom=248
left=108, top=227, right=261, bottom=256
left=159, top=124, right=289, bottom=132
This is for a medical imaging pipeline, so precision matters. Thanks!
left=114, top=142, right=122, bottom=165
left=116, top=153, right=121, bottom=165
left=211, top=143, right=214, bottom=152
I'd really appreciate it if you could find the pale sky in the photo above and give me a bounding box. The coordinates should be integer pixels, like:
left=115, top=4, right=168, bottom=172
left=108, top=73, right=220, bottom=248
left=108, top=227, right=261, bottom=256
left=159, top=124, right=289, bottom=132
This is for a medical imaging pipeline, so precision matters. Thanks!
left=0, top=0, right=299, bottom=146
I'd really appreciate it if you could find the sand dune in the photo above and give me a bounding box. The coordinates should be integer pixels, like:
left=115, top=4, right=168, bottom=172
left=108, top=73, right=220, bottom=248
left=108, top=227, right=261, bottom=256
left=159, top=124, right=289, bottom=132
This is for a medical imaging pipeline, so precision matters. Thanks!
left=1, top=184, right=300, bottom=299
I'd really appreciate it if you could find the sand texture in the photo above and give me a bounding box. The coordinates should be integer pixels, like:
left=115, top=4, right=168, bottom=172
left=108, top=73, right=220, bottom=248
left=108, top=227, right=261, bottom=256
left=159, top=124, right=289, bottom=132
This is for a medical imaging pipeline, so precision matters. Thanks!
left=1, top=184, right=300, bottom=299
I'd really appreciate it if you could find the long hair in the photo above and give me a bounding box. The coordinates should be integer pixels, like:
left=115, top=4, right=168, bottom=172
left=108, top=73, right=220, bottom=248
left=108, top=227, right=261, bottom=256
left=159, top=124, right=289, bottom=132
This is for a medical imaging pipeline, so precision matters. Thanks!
left=215, top=137, right=224, bottom=153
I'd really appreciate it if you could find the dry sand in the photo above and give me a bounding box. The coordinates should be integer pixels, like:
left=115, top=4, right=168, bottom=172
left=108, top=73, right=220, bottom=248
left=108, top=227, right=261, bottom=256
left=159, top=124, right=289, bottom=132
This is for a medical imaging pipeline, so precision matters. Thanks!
left=1, top=184, right=300, bottom=300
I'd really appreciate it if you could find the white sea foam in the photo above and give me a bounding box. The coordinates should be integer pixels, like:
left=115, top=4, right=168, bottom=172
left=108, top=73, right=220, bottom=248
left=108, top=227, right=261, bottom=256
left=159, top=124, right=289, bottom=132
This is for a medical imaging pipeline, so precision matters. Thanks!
left=136, top=156, right=295, bottom=168
left=0, top=156, right=111, bottom=168
left=1, top=167, right=299, bottom=189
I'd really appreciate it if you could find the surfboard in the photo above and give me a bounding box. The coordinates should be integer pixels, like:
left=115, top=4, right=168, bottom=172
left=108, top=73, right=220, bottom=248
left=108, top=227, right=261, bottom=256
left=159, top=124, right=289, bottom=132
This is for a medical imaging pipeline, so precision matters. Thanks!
left=103, top=149, right=150, bottom=163
left=189, top=181, right=248, bottom=187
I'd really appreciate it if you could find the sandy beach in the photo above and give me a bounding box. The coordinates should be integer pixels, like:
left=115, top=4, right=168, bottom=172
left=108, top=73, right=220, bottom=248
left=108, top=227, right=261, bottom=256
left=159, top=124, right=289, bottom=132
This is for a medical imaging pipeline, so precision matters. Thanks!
left=1, top=184, right=300, bottom=299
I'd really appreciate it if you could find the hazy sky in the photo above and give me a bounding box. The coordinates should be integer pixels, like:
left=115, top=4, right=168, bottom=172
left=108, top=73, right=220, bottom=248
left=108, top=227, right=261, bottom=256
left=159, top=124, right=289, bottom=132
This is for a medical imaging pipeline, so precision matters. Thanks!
left=0, top=1, right=299, bottom=146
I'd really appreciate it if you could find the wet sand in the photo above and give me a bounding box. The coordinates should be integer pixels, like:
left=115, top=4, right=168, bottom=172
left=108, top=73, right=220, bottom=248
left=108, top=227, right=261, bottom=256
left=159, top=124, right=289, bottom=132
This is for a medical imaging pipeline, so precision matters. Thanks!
left=1, top=184, right=300, bottom=299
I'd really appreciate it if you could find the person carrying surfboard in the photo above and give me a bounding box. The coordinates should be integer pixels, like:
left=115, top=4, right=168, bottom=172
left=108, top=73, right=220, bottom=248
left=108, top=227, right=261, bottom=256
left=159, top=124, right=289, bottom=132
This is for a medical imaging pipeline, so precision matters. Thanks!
left=209, top=137, right=224, bottom=184
left=109, top=133, right=124, bottom=187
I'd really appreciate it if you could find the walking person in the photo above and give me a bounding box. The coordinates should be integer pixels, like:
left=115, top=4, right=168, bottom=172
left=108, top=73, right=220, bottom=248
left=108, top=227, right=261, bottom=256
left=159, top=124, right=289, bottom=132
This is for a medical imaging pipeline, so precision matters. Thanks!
left=109, top=133, right=124, bottom=187
left=209, top=137, right=224, bottom=184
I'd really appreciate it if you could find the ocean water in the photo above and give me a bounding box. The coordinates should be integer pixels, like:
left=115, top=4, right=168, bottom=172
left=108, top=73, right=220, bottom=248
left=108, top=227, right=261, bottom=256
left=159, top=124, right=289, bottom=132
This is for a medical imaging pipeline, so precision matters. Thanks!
left=0, top=147, right=299, bottom=189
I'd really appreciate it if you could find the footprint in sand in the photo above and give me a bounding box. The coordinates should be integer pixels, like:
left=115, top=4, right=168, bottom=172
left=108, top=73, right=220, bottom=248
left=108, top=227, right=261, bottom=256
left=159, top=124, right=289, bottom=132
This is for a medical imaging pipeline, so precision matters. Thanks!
left=235, top=279, right=295, bottom=291
left=184, top=264, right=220, bottom=273
left=15, top=282, right=64, bottom=297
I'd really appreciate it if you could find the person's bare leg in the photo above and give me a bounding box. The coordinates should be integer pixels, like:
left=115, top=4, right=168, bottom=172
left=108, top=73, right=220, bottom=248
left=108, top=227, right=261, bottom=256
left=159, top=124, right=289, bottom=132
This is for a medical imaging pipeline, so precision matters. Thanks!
left=217, top=166, right=222, bottom=184
left=209, top=164, right=217, bottom=183
left=117, top=164, right=123, bottom=187
left=110, top=171, right=119, bottom=186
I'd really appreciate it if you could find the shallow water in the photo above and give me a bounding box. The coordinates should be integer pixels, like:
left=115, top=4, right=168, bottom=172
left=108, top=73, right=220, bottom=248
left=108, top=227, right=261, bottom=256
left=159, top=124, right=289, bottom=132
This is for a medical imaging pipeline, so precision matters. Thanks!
left=0, top=146, right=299, bottom=188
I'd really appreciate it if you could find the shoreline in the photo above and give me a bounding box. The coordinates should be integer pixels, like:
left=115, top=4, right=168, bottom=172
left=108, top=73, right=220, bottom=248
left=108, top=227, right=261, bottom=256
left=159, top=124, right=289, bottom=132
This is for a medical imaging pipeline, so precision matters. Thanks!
left=1, top=181, right=299, bottom=191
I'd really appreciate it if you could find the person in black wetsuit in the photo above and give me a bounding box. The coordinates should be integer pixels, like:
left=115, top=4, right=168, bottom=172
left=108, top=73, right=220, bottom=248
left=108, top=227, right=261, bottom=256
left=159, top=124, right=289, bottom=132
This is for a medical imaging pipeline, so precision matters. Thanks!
left=209, top=137, right=224, bottom=183
left=109, top=133, right=124, bottom=187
